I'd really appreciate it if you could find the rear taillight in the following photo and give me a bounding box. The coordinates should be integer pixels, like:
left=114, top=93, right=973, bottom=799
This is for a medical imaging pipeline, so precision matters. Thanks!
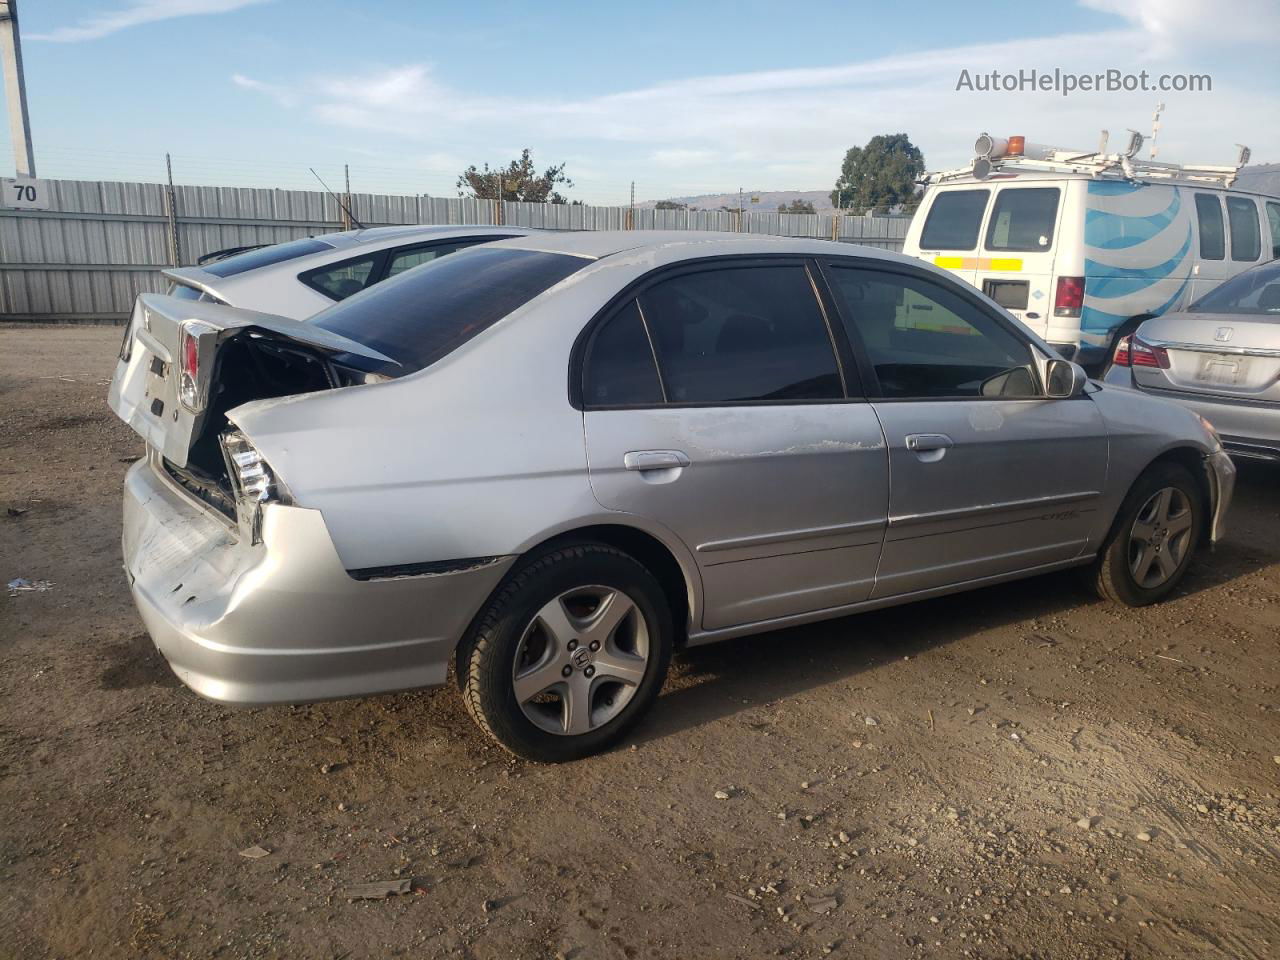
left=1129, top=336, right=1170, bottom=368
left=220, top=430, right=288, bottom=542
left=1053, top=276, right=1084, bottom=318
left=1112, top=335, right=1133, bottom=366
left=178, top=322, right=206, bottom=410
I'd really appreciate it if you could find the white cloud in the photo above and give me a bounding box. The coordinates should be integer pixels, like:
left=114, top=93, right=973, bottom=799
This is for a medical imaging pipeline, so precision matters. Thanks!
left=231, top=0, right=1278, bottom=198
left=231, top=73, right=295, bottom=108
left=1079, top=0, right=1280, bottom=55
left=30, top=0, right=272, bottom=43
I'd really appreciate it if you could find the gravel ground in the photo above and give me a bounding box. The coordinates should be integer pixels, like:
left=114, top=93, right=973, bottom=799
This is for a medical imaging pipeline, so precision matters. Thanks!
left=2, top=325, right=1278, bottom=960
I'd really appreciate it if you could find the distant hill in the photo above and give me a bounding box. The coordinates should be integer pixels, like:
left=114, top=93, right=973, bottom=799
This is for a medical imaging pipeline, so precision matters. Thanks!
left=637, top=189, right=835, bottom=213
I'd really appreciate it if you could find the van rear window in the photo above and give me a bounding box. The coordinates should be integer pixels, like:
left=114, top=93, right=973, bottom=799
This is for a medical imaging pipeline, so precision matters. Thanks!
left=920, top=190, right=990, bottom=251
left=985, top=188, right=1059, bottom=252
left=311, top=246, right=589, bottom=371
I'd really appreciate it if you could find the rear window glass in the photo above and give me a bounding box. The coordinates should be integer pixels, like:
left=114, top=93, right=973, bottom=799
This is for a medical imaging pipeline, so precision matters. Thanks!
left=203, top=237, right=332, bottom=277
left=312, top=246, right=588, bottom=371
left=1226, top=196, right=1261, bottom=262
left=1189, top=260, right=1280, bottom=314
left=920, top=189, right=989, bottom=250
left=985, top=188, right=1059, bottom=252
left=1195, top=194, right=1225, bottom=261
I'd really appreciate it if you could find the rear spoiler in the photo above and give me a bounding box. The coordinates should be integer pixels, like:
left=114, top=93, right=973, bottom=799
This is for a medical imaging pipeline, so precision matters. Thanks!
left=162, top=266, right=229, bottom=301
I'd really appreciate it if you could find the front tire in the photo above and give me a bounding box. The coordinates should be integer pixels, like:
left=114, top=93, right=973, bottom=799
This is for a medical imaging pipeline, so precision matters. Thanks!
left=1092, top=462, right=1203, bottom=606
left=457, top=543, right=673, bottom=762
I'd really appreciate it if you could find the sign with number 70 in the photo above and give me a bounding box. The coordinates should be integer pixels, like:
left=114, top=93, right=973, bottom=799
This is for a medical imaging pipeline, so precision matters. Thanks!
left=2, top=177, right=49, bottom=210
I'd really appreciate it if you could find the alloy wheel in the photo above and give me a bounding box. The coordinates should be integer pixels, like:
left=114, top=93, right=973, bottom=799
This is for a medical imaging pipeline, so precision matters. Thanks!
left=1128, top=486, right=1194, bottom=589
left=512, top=586, right=650, bottom=736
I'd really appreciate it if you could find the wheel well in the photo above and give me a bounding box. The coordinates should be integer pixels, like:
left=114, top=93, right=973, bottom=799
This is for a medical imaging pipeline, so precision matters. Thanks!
left=520, top=525, right=693, bottom=645
left=1146, top=447, right=1213, bottom=539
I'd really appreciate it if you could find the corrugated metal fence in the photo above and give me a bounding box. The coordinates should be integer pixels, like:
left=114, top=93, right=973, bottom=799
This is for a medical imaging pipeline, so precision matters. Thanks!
left=0, top=178, right=910, bottom=321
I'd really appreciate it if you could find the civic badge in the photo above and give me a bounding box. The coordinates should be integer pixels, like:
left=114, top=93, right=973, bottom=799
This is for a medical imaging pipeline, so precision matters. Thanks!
left=1214, top=326, right=1233, bottom=342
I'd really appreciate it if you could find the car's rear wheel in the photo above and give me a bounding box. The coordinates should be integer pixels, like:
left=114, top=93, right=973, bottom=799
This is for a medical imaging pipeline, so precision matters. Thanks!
left=457, top=543, right=673, bottom=762
left=1092, top=462, right=1203, bottom=606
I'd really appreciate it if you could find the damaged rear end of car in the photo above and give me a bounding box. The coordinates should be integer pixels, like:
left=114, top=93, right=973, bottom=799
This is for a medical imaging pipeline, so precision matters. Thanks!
left=108, top=292, right=514, bottom=705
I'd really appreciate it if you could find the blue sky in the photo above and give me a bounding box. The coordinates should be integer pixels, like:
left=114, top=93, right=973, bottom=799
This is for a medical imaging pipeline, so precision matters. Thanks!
left=5, top=0, right=1278, bottom=204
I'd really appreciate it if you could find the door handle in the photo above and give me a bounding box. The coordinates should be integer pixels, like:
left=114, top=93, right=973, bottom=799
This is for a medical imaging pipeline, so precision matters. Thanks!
left=905, top=434, right=953, bottom=454
left=624, top=450, right=690, bottom=472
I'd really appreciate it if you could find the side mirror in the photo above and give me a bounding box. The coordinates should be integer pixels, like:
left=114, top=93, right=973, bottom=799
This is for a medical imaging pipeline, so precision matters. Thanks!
left=1045, top=358, right=1088, bottom=398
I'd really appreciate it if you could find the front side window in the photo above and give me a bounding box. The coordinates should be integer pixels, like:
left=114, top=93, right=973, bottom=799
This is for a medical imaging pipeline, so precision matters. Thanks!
left=1195, top=194, right=1225, bottom=260
left=1226, top=196, right=1262, bottom=262
left=582, top=301, right=663, bottom=407
left=1267, top=201, right=1280, bottom=259
left=919, top=189, right=990, bottom=251
left=826, top=266, right=1037, bottom=399
left=302, top=255, right=380, bottom=300
left=637, top=265, right=842, bottom=404
left=985, top=188, right=1059, bottom=252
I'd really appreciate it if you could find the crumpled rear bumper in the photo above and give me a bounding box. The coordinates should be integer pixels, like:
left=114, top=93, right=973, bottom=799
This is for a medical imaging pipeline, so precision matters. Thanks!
left=122, top=457, right=513, bottom=705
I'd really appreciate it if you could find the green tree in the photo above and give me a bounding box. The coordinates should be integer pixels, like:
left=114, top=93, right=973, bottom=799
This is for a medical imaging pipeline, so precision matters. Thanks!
left=830, top=134, right=925, bottom=214
left=777, top=199, right=817, bottom=215
left=457, top=149, right=574, bottom=203
left=655, top=199, right=687, bottom=210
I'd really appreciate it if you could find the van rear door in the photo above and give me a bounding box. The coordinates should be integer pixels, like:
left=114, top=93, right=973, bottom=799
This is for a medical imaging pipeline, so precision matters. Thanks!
left=912, top=187, right=991, bottom=290
left=974, top=184, right=1062, bottom=335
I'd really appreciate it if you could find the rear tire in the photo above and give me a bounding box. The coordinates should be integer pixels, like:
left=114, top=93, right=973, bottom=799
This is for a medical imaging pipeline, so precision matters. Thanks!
left=457, top=543, right=673, bottom=762
left=1092, top=462, right=1203, bottom=606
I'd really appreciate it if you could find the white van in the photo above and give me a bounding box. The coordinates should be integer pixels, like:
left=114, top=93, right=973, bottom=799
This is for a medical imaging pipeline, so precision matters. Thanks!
left=903, top=134, right=1280, bottom=368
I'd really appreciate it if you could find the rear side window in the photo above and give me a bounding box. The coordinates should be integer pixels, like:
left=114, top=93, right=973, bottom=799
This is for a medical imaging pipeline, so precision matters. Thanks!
left=203, top=237, right=332, bottom=277
left=1226, top=196, right=1261, bottom=262
left=920, top=190, right=990, bottom=251
left=1195, top=194, right=1225, bottom=260
left=1267, top=201, right=1280, bottom=260
left=827, top=266, right=1036, bottom=399
left=312, top=246, right=588, bottom=371
left=386, top=239, right=485, bottom=278
left=582, top=301, right=663, bottom=406
left=301, top=255, right=380, bottom=300
left=1189, top=260, right=1280, bottom=314
left=637, top=265, right=842, bottom=404
left=985, top=188, right=1059, bottom=251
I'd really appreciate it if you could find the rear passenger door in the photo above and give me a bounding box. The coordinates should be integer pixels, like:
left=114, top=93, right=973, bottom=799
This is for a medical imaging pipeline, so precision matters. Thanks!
left=821, top=259, right=1108, bottom=598
left=581, top=259, right=889, bottom=632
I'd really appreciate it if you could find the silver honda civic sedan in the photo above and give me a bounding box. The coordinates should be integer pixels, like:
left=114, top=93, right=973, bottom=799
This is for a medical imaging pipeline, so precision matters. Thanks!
left=109, top=231, right=1235, bottom=761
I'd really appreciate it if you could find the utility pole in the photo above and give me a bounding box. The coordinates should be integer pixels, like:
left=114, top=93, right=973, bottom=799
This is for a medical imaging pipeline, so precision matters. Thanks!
left=1, top=0, right=36, bottom=176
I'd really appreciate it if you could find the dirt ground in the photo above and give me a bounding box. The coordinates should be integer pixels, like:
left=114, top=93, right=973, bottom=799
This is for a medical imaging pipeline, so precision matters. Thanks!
left=2, top=324, right=1278, bottom=960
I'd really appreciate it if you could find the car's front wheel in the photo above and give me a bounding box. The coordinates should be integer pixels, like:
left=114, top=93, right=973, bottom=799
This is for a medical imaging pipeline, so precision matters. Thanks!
left=1092, top=461, right=1203, bottom=606
left=457, top=543, right=673, bottom=762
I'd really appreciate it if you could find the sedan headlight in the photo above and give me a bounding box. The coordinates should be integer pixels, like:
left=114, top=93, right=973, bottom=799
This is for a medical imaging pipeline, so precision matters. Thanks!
left=220, top=429, right=289, bottom=541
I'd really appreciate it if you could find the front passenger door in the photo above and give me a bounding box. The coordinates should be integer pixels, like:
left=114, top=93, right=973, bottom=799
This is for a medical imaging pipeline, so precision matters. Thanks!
left=822, top=261, right=1108, bottom=599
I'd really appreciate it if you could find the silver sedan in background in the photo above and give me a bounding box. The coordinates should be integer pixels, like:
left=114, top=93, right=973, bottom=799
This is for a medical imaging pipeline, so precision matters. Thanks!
left=162, top=224, right=534, bottom=318
left=110, top=232, right=1235, bottom=762
left=1104, top=259, right=1280, bottom=462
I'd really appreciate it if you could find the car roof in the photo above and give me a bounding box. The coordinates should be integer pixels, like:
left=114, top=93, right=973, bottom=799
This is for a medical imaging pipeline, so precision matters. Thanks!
left=489, top=229, right=922, bottom=266
left=321, top=224, right=536, bottom=250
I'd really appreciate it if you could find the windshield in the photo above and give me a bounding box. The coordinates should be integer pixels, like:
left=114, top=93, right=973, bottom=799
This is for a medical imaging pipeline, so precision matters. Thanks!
left=920, top=189, right=990, bottom=251
left=311, top=246, right=590, bottom=370
left=1188, top=259, right=1280, bottom=314
left=203, top=237, right=332, bottom=277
